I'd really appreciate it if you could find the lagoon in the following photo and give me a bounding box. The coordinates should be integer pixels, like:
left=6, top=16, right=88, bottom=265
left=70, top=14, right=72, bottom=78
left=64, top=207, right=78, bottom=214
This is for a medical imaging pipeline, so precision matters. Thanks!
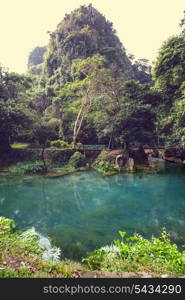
left=0, top=166, right=185, bottom=260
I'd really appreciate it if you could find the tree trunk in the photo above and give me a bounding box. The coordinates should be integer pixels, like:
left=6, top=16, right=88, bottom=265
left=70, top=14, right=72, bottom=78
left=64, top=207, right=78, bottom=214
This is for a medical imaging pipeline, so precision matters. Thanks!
left=72, top=134, right=77, bottom=149
left=157, top=130, right=160, bottom=148
left=108, top=133, right=113, bottom=149
left=72, top=101, right=85, bottom=149
left=59, top=118, right=64, bottom=140
left=72, top=114, right=84, bottom=149
left=123, top=141, right=127, bottom=151
left=58, top=108, right=65, bottom=140
left=41, top=146, right=47, bottom=172
left=72, top=88, right=91, bottom=149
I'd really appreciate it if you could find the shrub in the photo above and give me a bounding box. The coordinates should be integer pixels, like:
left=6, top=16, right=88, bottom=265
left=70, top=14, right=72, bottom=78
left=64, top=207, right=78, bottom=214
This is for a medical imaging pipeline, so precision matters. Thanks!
left=0, top=217, right=15, bottom=236
left=76, top=142, right=83, bottom=149
left=50, top=140, right=71, bottom=149
left=49, top=150, right=75, bottom=165
left=61, top=141, right=71, bottom=149
left=68, top=151, right=87, bottom=168
left=0, top=149, right=41, bottom=166
left=84, top=231, right=185, bottom=276
left=92, top=151, right=118, bottom=175
left=50, top=140, right=61, bottom=148
left=8, top=161, right=46, bottom=174
left=12, top=149, right=41, bottom=162
left=45, top=141, right=51, bottom=148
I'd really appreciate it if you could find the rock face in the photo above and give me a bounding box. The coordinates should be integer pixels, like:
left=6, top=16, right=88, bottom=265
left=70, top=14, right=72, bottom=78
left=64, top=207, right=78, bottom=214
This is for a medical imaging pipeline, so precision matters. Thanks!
left=125, top=157, right=134, bottom=171
left=165, top=156, right=182, bottom=163
left=144, top=147, right=185, bottom=164
left=115, top=154, right=124, bottom=170
left=28, top=46, right=46, bottom=75
left=92, top=146, right=163, bottom=175
left=92, top=149, right=134, bottom=175
left=106, top=150, right=128, bottom=166
left=164, top=148, right=183, bottom=163
left=144, top=148, right=165, bottom=159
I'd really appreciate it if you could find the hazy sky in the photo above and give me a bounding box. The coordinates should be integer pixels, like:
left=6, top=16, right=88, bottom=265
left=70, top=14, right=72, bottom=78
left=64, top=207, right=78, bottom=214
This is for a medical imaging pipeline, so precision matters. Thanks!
left=0, top=0, right=184, bottom=73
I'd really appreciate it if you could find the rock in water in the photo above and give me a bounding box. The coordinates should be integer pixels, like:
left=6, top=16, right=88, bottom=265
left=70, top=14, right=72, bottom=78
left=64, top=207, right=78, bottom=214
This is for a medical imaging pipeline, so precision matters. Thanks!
left=125, top=157, right=134, bottom=171
left=115, top=154, right=124, bottom=170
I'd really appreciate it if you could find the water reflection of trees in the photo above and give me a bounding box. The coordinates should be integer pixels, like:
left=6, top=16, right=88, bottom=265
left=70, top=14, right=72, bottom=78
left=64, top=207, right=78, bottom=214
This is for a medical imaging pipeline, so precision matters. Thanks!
left=1, top=170, right=185, bottom=258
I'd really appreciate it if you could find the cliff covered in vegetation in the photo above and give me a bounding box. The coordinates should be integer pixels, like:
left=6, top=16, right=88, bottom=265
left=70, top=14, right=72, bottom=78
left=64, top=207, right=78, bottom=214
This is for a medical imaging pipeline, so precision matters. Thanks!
left=39, top=4, right=134, bottom=88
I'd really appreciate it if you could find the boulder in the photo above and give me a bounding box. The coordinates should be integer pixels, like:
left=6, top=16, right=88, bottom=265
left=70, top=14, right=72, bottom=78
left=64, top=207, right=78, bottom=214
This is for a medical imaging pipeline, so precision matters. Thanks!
left=165, top=148, right=181, bottom=158
left=106, top=149, right=128, bottom=162
left=164, top=157, right=182, bottom=163
left=92, top=150, right=128, bottom=175
left=164, top=148, right=183, bottom=163
left=125, top=157, right=134, bottom=171
left=115, top=155, right=122, bottom=168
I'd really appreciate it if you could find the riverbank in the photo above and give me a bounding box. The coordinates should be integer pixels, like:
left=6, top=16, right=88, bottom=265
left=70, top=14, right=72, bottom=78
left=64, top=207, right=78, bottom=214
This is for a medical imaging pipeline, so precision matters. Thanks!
left=0, top=146, right=167, bottom=177
left=0, top=217, right=185, bottom=278
left=1, top=145, right=185, bottom=172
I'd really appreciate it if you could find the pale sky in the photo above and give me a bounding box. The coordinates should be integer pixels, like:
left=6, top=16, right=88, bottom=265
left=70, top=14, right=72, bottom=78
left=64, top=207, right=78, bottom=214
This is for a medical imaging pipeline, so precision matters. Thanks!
left=0, top=0, right=184, bottom=73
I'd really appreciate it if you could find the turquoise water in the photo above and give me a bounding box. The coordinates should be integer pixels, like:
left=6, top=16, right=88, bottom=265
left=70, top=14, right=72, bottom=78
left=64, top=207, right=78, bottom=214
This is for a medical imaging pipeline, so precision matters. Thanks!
left=0, top=166, right=185, bottom=260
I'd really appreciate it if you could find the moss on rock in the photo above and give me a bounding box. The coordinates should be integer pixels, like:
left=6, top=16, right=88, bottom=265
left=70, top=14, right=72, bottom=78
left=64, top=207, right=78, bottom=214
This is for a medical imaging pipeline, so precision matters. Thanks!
left=68, top=151, right=87, bottom=168
left=92, top=150, right=128, bottom=175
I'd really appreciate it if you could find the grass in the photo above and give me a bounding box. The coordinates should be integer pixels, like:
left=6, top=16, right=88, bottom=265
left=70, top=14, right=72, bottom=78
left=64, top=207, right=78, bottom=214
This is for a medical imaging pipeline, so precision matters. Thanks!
left=11, top=143, right=31, bottom=149
left=11, top=143, right=41, bottom=149
left=8, top=161, right=47, bottom=174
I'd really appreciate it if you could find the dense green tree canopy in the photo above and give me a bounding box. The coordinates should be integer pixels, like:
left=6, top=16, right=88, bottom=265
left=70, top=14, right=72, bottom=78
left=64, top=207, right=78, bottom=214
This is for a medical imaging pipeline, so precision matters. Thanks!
left=0, top=67, right=35, bottom=151
left=152, top=36, right=185, bottom=103
left=151, top=33, right=185, bottom=147
left=1, top=5, right=185, bottom=152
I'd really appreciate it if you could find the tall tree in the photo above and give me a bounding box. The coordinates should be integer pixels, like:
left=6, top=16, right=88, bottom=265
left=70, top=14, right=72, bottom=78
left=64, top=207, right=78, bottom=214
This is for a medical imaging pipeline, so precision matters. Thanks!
left=152, top=36, right=185, bottom=104
left=92, top=80, right=155, bottom=148
left=0, top=67, right=34, bottom=152
left=58, top=55, right=107, bottom=147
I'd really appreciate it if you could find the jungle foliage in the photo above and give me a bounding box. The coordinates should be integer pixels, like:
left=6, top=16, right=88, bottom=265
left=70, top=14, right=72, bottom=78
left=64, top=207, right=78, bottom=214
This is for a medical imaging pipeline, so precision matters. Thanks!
left=1, top=5, right=185, bottom=153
